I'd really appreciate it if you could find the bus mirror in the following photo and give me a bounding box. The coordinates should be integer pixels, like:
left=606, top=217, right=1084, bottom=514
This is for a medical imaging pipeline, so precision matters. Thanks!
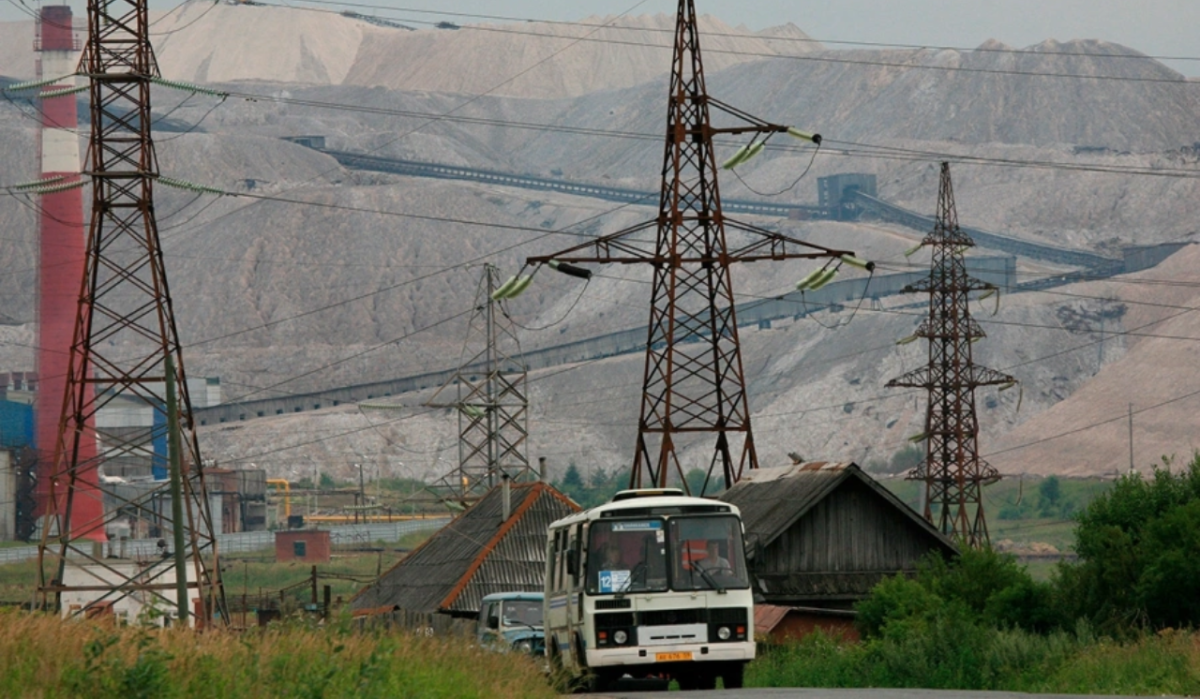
left=566, top=549, right=579, bottom=576
left=487, top=614, right=499, bottom=630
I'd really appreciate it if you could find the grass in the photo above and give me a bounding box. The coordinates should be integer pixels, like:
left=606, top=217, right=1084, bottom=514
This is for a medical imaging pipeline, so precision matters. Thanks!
left=0, top=609, right=556, bottom=699
left=879, top=477, right=1112, bottom=553
left=747, top=626, right=1200, bottom=695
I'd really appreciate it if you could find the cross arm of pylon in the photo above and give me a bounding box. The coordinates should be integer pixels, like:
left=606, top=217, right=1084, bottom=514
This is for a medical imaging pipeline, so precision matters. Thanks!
left=528, top=216, right=860, bottom=267
left=965, top=365, right=1017, bottom=388
left=902, top=275, right=996, bottom=294
left=907, top=317, right=987, bottom=341
left=705, top=97, right=821, bottom=143
left=724, top=218, right=856, bottom=263
left=527, top=219, right=663, bottom=265
left=886, top=366, right=932, bottom=389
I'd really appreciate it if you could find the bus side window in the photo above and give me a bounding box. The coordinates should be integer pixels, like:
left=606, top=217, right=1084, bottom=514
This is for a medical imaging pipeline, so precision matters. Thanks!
left=570, top=524, right=583, bottom=587
left=552, top=529, right=565, bottom=592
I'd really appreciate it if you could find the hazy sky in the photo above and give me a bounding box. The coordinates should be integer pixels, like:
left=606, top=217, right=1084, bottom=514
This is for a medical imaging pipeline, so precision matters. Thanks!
left=3, top=0, right=1197, bottom=75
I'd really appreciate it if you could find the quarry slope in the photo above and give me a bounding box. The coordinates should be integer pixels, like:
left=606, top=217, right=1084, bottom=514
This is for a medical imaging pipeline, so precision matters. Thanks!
left=1, top=10, right=1198, bottom=484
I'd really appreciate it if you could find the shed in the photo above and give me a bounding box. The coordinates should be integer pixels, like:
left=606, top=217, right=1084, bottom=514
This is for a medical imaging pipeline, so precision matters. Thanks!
left=350, top=481, right=578, bottom=618
left=719, top=462, right=956, bottom=609
left=754, top=604, right=859, bottom=643
left=275, top=530, right=331, bottom=563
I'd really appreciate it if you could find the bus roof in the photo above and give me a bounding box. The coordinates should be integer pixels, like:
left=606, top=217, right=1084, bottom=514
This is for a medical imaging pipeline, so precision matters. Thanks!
left=548, top=493, right=740, bottom=529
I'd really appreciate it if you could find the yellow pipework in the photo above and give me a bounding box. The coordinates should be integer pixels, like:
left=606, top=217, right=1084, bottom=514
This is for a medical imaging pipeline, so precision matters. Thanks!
left=303, top=513, right=438, bottom=524
left=267, top=479, right=291, bottom=518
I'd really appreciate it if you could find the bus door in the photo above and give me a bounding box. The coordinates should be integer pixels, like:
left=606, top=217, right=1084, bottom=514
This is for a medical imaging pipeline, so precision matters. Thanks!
left=566, top=523, right=585, bottom=664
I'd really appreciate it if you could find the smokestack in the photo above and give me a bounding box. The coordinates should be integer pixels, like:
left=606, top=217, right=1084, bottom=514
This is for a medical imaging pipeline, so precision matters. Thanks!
left=538, top=456, right=546, bottom=482
left=501, top=474, right=511, bottom=522
left=35, top=6, right=103, bottom=539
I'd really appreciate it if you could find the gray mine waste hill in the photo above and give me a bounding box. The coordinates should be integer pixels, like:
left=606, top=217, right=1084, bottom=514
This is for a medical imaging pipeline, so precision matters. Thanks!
left=1, top=5, right=1199, bottom=484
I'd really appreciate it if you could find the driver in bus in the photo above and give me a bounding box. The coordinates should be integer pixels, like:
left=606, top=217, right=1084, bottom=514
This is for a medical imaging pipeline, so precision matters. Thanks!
left=602, top=543, right=624, bottom=569
left=697, top=540, right=730, bottom=572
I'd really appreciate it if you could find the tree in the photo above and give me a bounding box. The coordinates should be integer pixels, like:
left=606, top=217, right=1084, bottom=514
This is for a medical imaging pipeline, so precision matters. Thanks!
left=1057, top=453, right=1200, bottom=631
left=561, top=463, right=584, bottom=491
left=1038, top=476, right=1062, bottom=515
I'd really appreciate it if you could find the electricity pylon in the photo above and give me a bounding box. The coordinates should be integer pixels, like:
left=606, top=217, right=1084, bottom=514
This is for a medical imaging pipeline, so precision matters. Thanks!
left=887, top=162, right=1016, bottom=549
left=425, top=264, right=532, bottom=506
left=36, top=0, right=225, bottom=624
left=528, top=0, right=866, bottom=495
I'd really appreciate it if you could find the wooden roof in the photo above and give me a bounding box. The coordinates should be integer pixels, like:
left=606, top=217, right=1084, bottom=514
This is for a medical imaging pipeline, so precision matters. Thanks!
left=350, top=481, right=578, bottom=615
left=719, top=462, right=957, bottom=557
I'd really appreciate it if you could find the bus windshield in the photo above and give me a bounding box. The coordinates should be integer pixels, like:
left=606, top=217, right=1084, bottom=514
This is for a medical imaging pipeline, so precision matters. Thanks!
left=586, top=515, right=748, bottom=595
left=587, top=519, right=668, bottom=594
left=669, top=515, right=749, bottom=591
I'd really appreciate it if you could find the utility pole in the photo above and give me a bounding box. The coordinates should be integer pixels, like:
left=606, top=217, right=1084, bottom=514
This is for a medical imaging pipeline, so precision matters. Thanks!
left=36, top=0, right=226, bottom=623
left=426, top=264, right=533, bottom=506
left=887, top=162, right=1016, bottom=549
left=527, top=0, right=867, bottom=495
left=1128, top=403, right=1134, bottom=473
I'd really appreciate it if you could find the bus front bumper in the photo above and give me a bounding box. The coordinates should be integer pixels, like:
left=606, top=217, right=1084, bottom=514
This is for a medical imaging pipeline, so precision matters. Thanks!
left=586, top=640, right=754, bottom=668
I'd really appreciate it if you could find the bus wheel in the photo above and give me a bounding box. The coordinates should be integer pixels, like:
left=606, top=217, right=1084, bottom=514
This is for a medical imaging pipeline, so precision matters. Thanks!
left=721, top=662, right=745, bottom=689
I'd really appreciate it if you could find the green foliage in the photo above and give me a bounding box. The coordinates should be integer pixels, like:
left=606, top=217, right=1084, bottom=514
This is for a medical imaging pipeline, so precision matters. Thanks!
left=856, top=547, right=1060, bottom=638
left=63, top=632, right=173, bottom=699
left=3, top=612, right=557, bottom=699
left=750, top=624, right=1200, bottom=695
left=1057, top=454, right=1200, bottom=631
left=561, top=463, right=584, bottom=491
left=1039, top=476, right=1062, bottom=510
left=553, top=464, right=625, bottom=509
left=684, top=468, right=712, bottom=496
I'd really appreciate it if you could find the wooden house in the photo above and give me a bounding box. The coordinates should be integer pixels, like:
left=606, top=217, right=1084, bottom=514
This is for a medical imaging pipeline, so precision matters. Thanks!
left=719, top=462, right=956, bottom=609
left=350, top=480, right=578, bottom=622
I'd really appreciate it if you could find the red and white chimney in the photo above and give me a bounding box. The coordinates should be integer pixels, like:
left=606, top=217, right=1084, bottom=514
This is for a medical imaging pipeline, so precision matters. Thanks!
left=35, top=5, right=103, bottom=539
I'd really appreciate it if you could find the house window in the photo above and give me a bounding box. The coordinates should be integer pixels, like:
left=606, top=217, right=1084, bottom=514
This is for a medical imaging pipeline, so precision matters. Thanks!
left=294, top=541, right=307, bottom=558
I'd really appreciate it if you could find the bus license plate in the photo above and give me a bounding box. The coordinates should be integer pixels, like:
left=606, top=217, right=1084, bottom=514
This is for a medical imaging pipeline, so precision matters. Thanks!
left=655, top=651, right=693, bottom=662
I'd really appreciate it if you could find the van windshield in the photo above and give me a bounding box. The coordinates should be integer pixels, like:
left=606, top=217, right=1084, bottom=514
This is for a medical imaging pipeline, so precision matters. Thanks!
left=502, top=599, right=543, bottom=628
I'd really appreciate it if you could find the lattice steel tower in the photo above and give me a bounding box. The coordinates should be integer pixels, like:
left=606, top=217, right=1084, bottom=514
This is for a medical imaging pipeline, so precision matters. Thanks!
left=37, top=0, right=225, bottom=623
left=426, top=265, right=532, bottom=506
left=529, top=0, right=863, bottom=495
left=887, top=162, right=1016, bottom=548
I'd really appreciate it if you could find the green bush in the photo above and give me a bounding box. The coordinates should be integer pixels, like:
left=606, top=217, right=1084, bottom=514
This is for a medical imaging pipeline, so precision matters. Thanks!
left=856, top=547, right=1060, bottom=638
left=1057, top=453, right=1200, bottom=631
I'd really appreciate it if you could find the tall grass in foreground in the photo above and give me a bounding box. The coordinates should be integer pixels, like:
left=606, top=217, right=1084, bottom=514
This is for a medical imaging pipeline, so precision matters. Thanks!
left=749, top=626, right=1200, bottom=695
left=0, top=609, right=556, bottom=699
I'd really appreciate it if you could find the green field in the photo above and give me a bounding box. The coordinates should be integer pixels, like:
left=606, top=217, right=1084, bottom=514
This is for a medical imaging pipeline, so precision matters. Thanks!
left=0, top=610, right=556, bottom=699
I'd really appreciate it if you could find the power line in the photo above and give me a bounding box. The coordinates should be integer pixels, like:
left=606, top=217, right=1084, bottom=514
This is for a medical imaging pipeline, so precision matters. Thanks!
left=241, top=0, right=1200, bottom=84
left=279, top=0, right=1195, bottom=65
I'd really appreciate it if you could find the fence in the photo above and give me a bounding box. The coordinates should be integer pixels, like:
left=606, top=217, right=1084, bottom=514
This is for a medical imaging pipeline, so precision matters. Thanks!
left=0, top=517, right=450, bottom=566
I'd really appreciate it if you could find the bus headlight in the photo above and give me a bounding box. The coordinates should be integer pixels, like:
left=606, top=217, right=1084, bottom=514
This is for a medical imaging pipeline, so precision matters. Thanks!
left=613, top=629, right=628, bottom=645
left=717, top=626, right=731, bottom=641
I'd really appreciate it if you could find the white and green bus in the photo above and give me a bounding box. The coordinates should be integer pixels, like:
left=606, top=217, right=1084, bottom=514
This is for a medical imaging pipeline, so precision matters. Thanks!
left=544, top=489, right=754, bottom=690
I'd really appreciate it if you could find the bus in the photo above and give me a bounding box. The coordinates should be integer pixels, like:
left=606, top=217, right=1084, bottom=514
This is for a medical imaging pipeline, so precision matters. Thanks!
left=543, top=488, right=754, bottom=690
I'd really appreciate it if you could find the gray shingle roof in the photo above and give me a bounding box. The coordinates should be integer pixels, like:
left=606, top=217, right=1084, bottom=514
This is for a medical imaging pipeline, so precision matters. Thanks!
left=350, top=481, right=578, bottom=615
left=719, top=462, right=956, bottom=555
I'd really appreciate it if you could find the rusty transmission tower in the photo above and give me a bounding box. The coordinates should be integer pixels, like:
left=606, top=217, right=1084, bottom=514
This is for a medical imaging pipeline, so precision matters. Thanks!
left=887, top=162, right=1016, bottom=548
left=36, top=0, right=225, bottom=623
left=425, top=265, right=533, bottom=506
left=529, top=0, right=866, bottom=495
